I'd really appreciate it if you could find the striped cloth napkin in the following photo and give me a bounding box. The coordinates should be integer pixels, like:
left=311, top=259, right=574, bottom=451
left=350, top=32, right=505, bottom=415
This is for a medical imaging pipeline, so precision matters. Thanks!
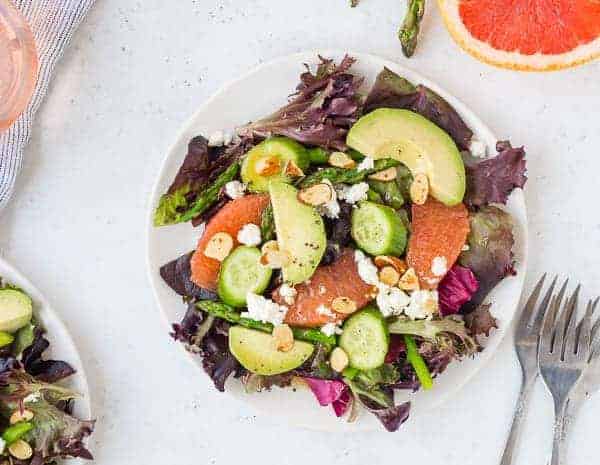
left=0, top=0, right=95, bottom=210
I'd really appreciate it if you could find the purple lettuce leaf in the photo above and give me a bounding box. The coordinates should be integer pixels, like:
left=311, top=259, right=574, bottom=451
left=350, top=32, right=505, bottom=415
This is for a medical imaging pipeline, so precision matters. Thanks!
left=160, top=252, right=218, bottom=300
left=21, top=326, right=76, bottom=383
left=154, top=135, right=253, bottom=226
left=459, top=206, right=516, bottom=312
left=464, top=141, right=527, bottom=208
left=438, top=265, right=479, bottom=316
left=364, top=67, right=473, bottom=150
left=199, top=321, right=242, bottom=392
left=360, top=395, right=411, bottom=432
left=242, top=55, right=363, bottom=150
left=303, top=377, right=352, bottom=418
left=465, top=304, right=498, bottom=342
left=241, top=372, right=294, bottom=393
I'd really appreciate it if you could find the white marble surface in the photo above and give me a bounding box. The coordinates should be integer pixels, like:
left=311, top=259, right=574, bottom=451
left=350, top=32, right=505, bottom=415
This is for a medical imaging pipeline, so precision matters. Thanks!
left=1, top=1, right=600, bottom=464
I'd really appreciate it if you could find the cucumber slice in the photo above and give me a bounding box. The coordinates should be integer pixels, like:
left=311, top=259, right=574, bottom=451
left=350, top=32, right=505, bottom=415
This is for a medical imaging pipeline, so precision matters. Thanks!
left=218, top=246, right=272, bottom=307
left=229, top=326, right=314, bottom=375
left=241, top=137, right=310, bottom=192
left=351, top=201, right=407, bottom=256
left=0, top=289, right=33, bottom=333
left=339, top=306, right=389, bottom=371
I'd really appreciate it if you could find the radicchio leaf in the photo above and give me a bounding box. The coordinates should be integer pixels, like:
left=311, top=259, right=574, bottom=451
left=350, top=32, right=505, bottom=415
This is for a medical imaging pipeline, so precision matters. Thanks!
left=242, top=55, right=363, bottom=150
left=464, top=141, right=527, bottom=208
left=160, top=252, right=218, bottom=300
left=364, top=68, right=473, bottom=150
left=459, top=206, right=516, bottom=312
left=303, top=378, right=352, bottom=418
left=438, top=265, right=479, bottom=316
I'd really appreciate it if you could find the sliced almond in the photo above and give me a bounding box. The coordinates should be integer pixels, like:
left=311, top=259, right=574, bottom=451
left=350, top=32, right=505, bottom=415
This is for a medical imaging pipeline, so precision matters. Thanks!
left=9, top=409, right=34, bottom=425
left=8, top=440, right=33, bottom=460
left=297, top=183, right=334, bottom=206
left=368, top=167, right=397, bottom=182
left=410, top=173, right=429, bottom=205
left=331, top=296, right=357, bottom=315
left=329, top=347, right=349, bottom=372
left=398, top=267, right=420, bottom=291
left=260, top=249, right=291, bottom=269
left=284, top=160, right=304, bottom=177
left=272, top=324, right=294, bottom=352
left=373, top=255, right=408, bottom=275
left=379, top=266, right=400, bottom=286
left=329, top=151, right=356, bottom=169
left=256, top=156, right=281, bottom=176
left=260, top=240, right=279, bottom=255
left=203, top=232, right=234, bottom=261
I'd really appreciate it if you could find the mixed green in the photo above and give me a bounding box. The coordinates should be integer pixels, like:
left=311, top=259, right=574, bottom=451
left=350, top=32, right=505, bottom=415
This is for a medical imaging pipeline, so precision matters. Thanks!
left=155, top=55, right=527, bottom=431
left=0, top=279, right=94, bottom=462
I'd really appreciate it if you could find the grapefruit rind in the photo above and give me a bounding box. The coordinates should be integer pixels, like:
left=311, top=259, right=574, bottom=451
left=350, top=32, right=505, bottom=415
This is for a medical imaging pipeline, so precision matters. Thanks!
left=438, top=0, right=600, bottom=71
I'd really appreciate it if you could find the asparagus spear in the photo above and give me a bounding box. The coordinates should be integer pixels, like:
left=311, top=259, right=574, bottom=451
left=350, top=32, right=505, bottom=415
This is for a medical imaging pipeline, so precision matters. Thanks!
left=299, top=158, right=400, bottom=188
left=260, top=202, right=275, bottom=242
left=398, top=0, right=425, bottom=58
left=196, top=301, right=337, bottom=350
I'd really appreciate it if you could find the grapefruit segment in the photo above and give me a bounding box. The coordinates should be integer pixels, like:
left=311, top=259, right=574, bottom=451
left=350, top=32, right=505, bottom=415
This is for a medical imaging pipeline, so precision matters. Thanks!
left=272, top=249, right=376, bottom=328
left=190, top=194, right=270, bottom=290
left=407, top=198, right=470, bottom=289
left=438, top=0, right=600, bottom=71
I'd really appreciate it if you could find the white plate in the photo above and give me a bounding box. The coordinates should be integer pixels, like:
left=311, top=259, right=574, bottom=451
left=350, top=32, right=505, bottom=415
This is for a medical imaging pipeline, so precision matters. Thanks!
left=146, top=51, right=528, bottom=432
left=0, top=257, right=93, bottom=459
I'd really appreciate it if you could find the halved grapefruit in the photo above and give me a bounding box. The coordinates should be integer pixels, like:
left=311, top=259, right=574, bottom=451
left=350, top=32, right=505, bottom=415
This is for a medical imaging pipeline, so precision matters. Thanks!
left=438, top=0, right=600, bottom=71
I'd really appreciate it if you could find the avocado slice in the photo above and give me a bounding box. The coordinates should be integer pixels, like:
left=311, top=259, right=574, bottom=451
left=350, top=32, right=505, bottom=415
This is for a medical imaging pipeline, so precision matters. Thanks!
left=269, top=181, right=326, bottom=284
left=0, top=289, right=33, bottom=333
left=241, top=137, right=310, bottom=192
left=347, top=108, right=466, bottom=206
left=229, top=326, right=314, bottom=375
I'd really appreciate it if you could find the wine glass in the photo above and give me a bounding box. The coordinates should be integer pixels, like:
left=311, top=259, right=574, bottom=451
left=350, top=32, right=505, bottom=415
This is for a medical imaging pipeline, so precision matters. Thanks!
left=0, top=0, right=38, bottom=133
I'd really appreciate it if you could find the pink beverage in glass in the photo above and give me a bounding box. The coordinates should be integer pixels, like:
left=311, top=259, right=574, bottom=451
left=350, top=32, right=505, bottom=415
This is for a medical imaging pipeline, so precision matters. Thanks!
left=0, top=0, right=38, bottom=132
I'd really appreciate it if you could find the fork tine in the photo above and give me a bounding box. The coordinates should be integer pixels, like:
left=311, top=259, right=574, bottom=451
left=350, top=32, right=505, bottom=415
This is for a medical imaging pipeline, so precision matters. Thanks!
left=541, top=295, right=560, bottom=356
left=576, top=299, right=594, bottom=360
left=545, top=279, right=569, bottom=332
left=519, top=273, right=546, bottom=326
left=563, top=284, right=581, bottom=337
left=558, top=286, right=580, bottom=358
left=590, top=297, right=600, bottom=341
left=529, top=275, right=557, bottom=332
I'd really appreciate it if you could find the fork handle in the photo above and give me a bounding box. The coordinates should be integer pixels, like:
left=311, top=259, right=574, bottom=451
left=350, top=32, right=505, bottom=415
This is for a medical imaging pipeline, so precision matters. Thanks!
left=499, top=377, right=536, bottom=465
left=550, top=399, right=569, bottom=465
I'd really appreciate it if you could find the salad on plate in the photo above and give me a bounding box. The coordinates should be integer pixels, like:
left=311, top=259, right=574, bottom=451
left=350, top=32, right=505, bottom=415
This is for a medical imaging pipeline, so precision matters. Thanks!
left=0, top=279, right=94, bottom=462
left=153, top=55, right=527, bottom=431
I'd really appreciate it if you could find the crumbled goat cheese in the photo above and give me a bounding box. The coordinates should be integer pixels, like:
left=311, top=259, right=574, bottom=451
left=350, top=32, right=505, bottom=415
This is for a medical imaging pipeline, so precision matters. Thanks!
left=317, top=179, right=341, bottom=219
left=462, top=244, right=470, bottom=251
left=356, top=156, right=375, bottom=171
left=321, top=321, right=343, bottom=336
left=404, top=290, right=439, bottom=320
left=242, top=293, right=288, bottom=325
left=377, top=286, right=410, bottom=317
left=279, top=283, right=297, bottom=305
left=469, top=137, right=487, bottom=158
left=208, top=130, right=225, bottom=147
left=224, top=180, right=246, bottom=199
left=337, top=182, right=369, bottom=204
left=431, top=256, right=448, bottom=277
left=23, top=392, right=41, bottom=403
left=316, top=304, right=335, bottom=317
left=354, top=250, right=380, bottom=286
left=237, top=223, right=262, bottom=246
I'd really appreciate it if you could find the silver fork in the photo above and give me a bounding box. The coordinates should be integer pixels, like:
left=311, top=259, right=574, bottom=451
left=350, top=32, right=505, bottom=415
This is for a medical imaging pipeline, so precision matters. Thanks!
left=560, top=298, right=600, bottom=462
left=499, top=274, right=557, bottom=465
left=539, top=285, right=592, bottom=465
